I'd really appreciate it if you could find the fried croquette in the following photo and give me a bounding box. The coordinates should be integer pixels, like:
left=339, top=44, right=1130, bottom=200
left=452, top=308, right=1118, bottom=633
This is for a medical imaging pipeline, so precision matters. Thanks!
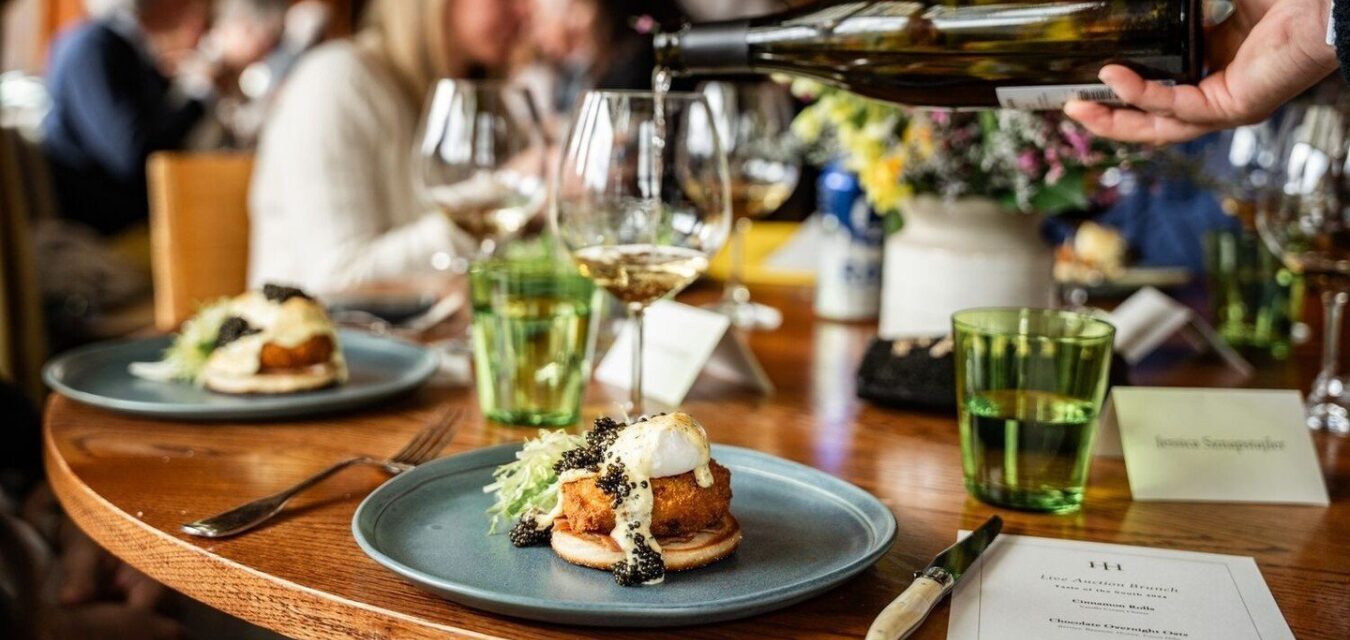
left=259, top=335, right=335, bottom=371
left=561, top=461, right=732, bottom=537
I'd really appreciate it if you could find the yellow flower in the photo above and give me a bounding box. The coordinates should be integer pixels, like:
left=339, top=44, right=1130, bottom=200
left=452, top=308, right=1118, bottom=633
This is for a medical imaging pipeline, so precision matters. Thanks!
left=791, top=104, right=825, bottom=144
left=788, top=78, right=825, bottom=100
left=902, top=118, right=936, bottom=161
left=858, top=153, right=909, bottom=215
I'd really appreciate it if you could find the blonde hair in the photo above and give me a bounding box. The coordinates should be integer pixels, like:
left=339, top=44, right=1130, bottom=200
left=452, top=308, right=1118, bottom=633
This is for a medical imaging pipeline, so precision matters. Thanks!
left=356, top=0, right=459, bottom=105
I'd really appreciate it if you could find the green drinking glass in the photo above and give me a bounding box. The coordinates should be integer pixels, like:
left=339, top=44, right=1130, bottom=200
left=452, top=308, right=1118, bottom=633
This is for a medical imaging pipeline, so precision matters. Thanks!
left=952, top=308, right=1116, bottom=513
left=470, top=259, right=599, bottom=426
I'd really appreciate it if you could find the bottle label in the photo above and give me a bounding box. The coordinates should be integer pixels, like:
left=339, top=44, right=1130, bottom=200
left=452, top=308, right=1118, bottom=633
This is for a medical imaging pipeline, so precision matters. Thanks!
left=999, top=83, right=1177, bottom=111
left=995, top=82, right=1178, bottom=110
left=995, top=84, right=1123, bottom=110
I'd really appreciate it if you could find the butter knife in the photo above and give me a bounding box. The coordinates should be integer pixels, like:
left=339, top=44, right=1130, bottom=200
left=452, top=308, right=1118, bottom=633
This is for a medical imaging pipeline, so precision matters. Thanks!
left=865, top=515, right=1003, bottom=640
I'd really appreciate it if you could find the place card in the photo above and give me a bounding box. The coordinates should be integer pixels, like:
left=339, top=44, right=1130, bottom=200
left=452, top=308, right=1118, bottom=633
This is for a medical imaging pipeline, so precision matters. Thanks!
left=948, top=534, right=1294, bottom=640
left=1113, top=387, right=1329, bottom=505
left=594, top=301, right=773, bottom=408
left=1107, top=287, right=1253, bottom=377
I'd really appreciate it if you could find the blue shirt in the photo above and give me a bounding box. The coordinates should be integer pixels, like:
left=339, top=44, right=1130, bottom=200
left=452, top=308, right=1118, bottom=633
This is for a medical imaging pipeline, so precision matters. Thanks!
left=41, top=19, right=205, bottom=235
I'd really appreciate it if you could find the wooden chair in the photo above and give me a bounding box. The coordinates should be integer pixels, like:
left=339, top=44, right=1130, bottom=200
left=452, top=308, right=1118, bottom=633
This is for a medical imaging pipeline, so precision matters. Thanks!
left=147, top=151, right=254, bottom=331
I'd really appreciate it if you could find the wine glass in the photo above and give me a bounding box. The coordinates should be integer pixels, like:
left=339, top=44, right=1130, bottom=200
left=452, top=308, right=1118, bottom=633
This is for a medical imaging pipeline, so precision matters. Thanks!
left=694, top=81, right=801, bottom=329
left=1198, top=117, right=1303, bottom=357
left=415, top=80, right=548, bottom=267
left=1256, top=85, right=1350, bottom=434
left=553, top=90, right=731, bottom=413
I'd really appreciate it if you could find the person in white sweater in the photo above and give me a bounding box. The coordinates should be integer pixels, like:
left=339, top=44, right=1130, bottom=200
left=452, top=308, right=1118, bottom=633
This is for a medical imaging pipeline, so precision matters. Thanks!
left=248, top=0, right=526, bottom=292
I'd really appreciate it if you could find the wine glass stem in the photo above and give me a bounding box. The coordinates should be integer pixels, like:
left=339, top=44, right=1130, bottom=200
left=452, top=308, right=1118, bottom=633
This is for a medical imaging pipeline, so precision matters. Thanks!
left=723, top=217, right=751, bottom=306
left=1320, top=290, right=1348, bottom=384
left=630, top=304, right=646, bottom=415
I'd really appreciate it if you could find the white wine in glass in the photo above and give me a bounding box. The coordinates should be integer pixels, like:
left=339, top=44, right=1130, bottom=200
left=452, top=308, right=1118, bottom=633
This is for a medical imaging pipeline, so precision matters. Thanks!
left=416, top=80, right=547, bottom=262
left=553, top=91, right=731, bottom=413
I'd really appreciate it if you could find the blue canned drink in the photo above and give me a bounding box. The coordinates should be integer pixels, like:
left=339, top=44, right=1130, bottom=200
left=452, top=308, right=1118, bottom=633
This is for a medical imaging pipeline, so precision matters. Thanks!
left=815, top=161, right=883, bottom=321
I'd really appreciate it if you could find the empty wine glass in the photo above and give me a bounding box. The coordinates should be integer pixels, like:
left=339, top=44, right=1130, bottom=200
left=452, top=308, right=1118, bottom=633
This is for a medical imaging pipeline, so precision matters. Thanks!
left=1256, top=85, right=1350, bottom=434
left=416, top=80, right=548, bottom=268
left=693, top=81, right=801, bottom=329
left=553, top=90, right=731, bottom=413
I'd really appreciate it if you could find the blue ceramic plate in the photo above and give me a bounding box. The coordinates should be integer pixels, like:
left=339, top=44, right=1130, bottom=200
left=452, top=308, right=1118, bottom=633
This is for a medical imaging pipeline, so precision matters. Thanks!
left=43, top=330, right=438, bottom=421
left=353, top=444, right=897, bottom=627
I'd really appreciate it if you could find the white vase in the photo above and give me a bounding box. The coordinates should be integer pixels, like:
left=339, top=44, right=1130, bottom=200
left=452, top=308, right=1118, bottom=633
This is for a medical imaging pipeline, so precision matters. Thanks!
left=879, top=195, right=1055, bottom=338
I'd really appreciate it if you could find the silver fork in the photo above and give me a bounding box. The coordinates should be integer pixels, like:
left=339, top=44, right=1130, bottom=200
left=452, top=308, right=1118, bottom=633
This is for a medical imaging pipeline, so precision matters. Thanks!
left=180, top=408, right=464, bottom=538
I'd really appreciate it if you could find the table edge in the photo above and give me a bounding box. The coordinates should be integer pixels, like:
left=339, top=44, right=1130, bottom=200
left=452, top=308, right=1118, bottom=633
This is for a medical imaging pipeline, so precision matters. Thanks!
left=42, top=396, right=504, bottom=640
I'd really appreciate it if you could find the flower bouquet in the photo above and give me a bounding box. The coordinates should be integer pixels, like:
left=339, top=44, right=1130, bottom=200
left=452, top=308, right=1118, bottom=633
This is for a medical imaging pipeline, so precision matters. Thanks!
left=788, top=82, right=1136, bottom=337
left=789, top=81, right=1133, bottom=218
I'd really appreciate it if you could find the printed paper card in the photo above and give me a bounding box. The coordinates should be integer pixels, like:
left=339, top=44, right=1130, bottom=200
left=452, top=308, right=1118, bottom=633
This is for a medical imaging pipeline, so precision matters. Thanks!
left=1113, top=387, right=1328, bottom=505
left=948, top=534, right=1293, bottom=640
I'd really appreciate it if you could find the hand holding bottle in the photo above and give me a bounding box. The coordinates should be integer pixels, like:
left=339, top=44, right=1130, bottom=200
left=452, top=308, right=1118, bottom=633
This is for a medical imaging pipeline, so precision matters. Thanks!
left=1064, top=0, right=1338, bottom=144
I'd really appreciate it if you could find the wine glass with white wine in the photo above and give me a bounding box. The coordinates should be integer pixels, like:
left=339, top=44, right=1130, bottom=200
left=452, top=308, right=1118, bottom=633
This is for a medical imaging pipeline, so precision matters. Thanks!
left=1256, top=85, right=1350, bottom=434
left=416, top=80, right=548, bottom=267
left=692, top=80, right=801, bottom=330
left=553, top=90, right=731, bottom=414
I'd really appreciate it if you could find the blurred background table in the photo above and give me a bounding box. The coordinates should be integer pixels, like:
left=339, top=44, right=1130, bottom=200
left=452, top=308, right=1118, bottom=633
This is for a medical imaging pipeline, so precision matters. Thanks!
left=43, top=284, right=1350, bottom=640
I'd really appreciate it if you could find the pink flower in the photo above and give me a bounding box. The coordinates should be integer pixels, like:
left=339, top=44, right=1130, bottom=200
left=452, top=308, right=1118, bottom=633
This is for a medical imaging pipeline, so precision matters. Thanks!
left=1064, top=128, right=1093, bottom=161
left=930, top=110, right=950, bottom=125
left=1046, top=163, right=1065, bottom=184
left=1018, top=150, right=1041, bottom=175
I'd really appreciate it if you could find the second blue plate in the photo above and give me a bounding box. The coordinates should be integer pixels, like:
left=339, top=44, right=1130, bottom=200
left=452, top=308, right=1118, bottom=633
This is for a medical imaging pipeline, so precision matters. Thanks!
left=43, top=330, right=438, bottom=421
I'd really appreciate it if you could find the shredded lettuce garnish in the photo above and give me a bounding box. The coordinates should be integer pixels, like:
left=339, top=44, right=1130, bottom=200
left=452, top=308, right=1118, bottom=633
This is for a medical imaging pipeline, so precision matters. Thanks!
left=483, top=429, right=586, bottom=534
left=128, top=298, right=232, bottom=385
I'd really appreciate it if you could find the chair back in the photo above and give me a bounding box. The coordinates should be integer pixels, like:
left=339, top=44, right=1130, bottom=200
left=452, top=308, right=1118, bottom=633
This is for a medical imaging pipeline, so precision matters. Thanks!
left=147, top=151, right=254, bottom=331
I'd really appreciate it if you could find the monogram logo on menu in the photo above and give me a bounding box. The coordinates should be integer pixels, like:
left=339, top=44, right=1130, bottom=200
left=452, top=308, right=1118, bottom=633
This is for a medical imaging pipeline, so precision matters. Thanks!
left=1089, top=561, right=1123, bottom=571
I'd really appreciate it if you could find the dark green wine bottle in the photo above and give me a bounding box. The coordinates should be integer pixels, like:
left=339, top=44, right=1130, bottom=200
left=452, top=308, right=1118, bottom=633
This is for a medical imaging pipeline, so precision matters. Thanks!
left=653, top=0, right=1204, bottom=109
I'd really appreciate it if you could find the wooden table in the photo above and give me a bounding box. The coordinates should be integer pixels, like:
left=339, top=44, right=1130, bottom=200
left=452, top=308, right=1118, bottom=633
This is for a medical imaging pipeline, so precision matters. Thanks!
left=44, top=285, right=1350, bottom=640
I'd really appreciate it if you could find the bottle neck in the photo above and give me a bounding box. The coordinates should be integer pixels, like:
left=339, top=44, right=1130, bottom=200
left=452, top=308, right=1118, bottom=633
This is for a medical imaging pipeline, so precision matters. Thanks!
left=654, top=20, right=752, bottom=76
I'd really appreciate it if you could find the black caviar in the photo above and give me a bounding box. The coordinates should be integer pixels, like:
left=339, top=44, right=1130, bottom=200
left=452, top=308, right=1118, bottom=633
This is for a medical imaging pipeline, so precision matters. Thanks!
left=553, top=416, right=629, bottom=475
left=508, top=516, right=551, bottom=547
left=214, top=317, right=261, bottom=349
left=612, top=534, right=664, bottom=586
left=262, top=283, right=312, bottom=303
left=586, top=416, right=626, bottom=449
left=596, top=463, right=631, bottom=508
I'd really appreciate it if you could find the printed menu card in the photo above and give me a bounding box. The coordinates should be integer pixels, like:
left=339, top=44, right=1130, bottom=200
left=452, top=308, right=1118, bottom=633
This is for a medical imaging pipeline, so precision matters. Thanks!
left=947, top=534, right=1293, bottom=640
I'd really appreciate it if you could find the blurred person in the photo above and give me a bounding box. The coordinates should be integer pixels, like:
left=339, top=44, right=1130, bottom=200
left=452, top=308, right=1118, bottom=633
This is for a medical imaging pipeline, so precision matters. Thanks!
left=41, top=0, right=219, bottom=236
left=516, top=0, right=684, bottom=129
left=206, top=0, right=286, bottom=74
left=676, top=0, right=780, bottom=21
left=189, top=0, right=288, bottom=147
left=248, top=0, right=529, bottom=292
left=239, top=0, right=333, bottom=100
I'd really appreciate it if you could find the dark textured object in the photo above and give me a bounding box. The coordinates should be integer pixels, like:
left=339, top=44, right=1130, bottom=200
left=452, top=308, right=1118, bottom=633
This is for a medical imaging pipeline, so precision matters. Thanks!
left=612, top=534, right=665, bottom=586
left=508, top=517, right=551, bottom=547
left=214, top=316, right=260, bottom=349
left=262, top=283, right=312, bottom=303
left=856, top=336, right=958, bottom=412
left=856, top=336, right=1131, bottom=413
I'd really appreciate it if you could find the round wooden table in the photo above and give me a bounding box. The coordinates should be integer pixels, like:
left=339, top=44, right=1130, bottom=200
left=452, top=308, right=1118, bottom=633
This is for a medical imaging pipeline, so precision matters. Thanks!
left=44, top=286, right=1350, bottom=639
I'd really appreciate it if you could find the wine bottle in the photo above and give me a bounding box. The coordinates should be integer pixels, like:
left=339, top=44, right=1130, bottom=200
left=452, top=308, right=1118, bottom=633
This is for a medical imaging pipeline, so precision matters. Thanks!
left=653, top=0, right=1205, bottom=109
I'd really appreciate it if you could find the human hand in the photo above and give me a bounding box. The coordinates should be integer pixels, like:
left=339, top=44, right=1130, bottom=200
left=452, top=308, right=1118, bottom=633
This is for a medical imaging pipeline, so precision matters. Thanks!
left=1064, top=0, right=1339, bottom=144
